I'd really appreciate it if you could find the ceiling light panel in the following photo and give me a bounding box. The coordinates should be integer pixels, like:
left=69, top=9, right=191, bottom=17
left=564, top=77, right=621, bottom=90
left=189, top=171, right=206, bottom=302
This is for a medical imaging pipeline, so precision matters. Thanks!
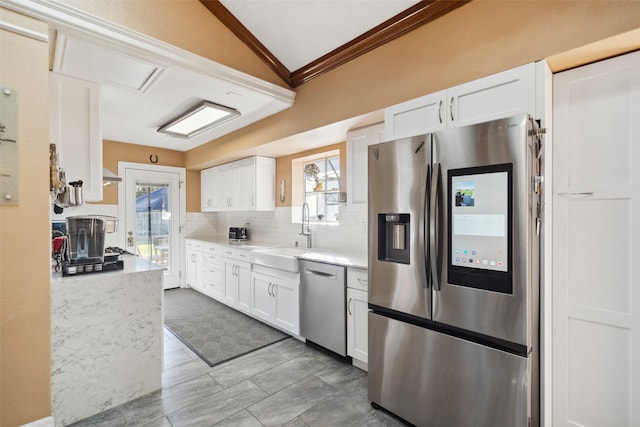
left=158, top=101, right=240, bottom=138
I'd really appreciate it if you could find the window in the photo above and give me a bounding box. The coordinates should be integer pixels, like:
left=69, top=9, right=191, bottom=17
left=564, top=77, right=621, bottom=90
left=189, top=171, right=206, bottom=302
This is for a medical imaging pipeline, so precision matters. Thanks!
left=303, top=156, right=341, bottom=222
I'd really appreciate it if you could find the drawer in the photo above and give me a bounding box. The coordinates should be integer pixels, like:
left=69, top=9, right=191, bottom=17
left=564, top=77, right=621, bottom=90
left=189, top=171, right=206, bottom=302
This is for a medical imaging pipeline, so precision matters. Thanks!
left=203, top=243, right=221, bottom=255
left=203, top=265, right=223, bottom=281
left=203, top=253, right=223, bottom=267
left=221, top=247, right=251, bottom=262
left=347, top=267, right=368, bottom=292
left=186, top=239, right=203, bottom=250
left=204, top=279, right=223, bottom=296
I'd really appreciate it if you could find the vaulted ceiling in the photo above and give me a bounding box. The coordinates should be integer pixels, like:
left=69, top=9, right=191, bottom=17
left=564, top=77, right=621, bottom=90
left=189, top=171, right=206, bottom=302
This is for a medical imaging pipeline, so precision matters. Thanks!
left=201, top=0, right=469, bottom=87
left=46, top=0, right=469, bottom=152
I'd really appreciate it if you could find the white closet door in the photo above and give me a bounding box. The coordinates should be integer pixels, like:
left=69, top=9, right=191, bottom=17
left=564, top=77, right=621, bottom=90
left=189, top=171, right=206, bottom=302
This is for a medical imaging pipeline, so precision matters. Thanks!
left=553, top=51, right=640, bottom=427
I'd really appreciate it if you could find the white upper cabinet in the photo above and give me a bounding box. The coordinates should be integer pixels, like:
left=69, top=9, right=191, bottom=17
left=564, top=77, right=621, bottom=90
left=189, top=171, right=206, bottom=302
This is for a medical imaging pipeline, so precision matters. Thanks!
left=384, top=63, right=537, bottom=141
left=384, top=91, right=447, bottom=140
left=201, top=156, right=275, bottom=212
left=50, top=73, right=103, bottom=201
left=201, top=167, right=222, bottom=211
left=347, top=123, right=385, bottom=205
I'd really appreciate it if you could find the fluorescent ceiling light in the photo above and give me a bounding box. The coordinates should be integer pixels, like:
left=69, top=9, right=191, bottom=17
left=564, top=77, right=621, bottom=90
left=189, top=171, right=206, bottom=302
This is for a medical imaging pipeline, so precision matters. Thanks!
left=158, top=101, right=240, bottom=138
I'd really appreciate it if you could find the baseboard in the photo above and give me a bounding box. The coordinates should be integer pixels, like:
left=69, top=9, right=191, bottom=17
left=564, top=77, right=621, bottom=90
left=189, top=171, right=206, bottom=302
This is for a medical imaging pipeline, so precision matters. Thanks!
left=352, top=358, right=368, bottom=372
left=21, top=416, right=54, bottom=427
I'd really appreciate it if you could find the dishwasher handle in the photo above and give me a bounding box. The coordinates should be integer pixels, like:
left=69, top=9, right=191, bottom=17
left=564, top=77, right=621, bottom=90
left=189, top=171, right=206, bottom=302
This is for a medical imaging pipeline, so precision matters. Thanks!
left=304, top=268, right=337, bottom=280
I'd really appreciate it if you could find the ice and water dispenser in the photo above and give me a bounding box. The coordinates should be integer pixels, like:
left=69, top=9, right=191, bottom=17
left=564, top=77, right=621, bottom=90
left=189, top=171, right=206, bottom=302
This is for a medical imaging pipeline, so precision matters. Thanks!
left=377, top=213, right=410, bottom=264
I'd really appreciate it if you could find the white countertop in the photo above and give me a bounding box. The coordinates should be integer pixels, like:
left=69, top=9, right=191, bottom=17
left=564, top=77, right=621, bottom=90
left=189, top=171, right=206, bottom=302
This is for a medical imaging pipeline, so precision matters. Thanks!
left=186, top=235, right=276, bottom=250
left=186, top=235, right=368, bottom=270
left=51, top=256, right=164, bottom=282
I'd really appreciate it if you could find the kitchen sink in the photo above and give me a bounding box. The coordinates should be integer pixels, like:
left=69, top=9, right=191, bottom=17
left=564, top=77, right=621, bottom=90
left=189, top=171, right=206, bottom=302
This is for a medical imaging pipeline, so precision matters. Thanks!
left=250, top=247, right=308, bottom=273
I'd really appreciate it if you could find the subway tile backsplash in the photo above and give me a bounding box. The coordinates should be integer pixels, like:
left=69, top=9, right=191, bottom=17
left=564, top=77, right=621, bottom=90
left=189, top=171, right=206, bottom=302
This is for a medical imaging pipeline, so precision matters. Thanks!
left=186, top=204, right=368, bottom=254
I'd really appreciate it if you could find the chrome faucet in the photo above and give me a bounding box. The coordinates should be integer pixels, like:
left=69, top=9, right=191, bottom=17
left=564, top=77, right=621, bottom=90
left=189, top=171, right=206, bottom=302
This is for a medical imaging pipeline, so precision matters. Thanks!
left=299, top=202, right=312, bottom=248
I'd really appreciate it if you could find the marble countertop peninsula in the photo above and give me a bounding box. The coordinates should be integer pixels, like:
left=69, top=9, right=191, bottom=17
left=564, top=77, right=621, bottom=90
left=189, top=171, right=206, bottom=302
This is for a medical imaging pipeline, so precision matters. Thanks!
left=51, top=256, right=164, bottom=282
left=50, top=256, right=164, bottom=425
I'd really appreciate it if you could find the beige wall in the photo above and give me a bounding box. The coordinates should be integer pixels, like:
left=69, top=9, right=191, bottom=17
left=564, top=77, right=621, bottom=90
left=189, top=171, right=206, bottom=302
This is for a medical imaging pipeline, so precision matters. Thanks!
left=100, top=140, right=186, bottom=205
left=0, top=8, right=51, bottom=427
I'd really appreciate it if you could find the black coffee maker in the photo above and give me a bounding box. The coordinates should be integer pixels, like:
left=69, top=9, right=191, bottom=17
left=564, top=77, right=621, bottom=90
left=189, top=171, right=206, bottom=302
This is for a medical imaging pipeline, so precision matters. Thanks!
left=229, top=226, right=248, bottom=241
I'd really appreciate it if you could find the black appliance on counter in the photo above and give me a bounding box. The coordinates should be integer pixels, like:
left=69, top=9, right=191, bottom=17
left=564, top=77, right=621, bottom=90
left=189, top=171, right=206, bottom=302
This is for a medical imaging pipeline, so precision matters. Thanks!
left=228, top=226, right=248, bottom=242
left=58, top=216, right=129, bottom=276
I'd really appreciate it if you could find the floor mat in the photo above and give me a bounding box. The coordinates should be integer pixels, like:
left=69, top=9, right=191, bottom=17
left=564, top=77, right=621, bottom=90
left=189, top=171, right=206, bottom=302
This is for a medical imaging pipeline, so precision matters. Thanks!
left=164, top=288, right=288, bottom=367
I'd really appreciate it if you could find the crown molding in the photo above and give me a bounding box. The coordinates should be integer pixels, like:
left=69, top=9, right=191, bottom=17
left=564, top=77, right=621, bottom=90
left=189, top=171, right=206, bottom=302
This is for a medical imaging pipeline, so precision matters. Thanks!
left=202, top=0, right=470, bottom=88
left=290, top=1, right=471, bottom=87
left=199, top=0, right=292, bottom=87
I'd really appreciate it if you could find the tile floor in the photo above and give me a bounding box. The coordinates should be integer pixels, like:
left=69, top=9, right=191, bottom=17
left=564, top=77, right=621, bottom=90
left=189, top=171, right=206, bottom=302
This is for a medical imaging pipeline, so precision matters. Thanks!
left=69, top=327, right=408, bottom=427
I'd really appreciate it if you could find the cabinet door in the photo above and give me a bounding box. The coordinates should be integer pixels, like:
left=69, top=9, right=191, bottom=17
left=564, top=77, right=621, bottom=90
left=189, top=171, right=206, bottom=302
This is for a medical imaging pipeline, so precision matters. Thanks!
left=251, top=272, right=275, bottom=322
left=221, top=164, right=233, bottom=210
left=224, top=261, right=238, bottom=306
left=201, top=167, right=223, bottom=211
left=253, top=156, right=276, bottom=211
left=186, top=249, right=202, bottom=291
left=50, top=73, right=103, bottom=201
left=447, top=63, right=535, bottom=128
left=239, top=158, right=255, bottom=210
left=347, top=123, right=384, bottom=205
left=236, top=262, right=251, bottom=313
left=347, top=288, right=369, bottom=365
left=384, top=90, right=446, bottom=141
left=552, top=51, right=640, bottom=427
left=273, top=277, right=299, bottom=335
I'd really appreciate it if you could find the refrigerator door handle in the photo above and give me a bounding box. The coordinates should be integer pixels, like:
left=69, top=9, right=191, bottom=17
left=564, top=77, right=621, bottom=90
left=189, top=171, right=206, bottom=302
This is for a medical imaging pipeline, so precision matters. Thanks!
left=420, top=163, right=431, bottom=289
left=430, top=162, right=441, bottom=291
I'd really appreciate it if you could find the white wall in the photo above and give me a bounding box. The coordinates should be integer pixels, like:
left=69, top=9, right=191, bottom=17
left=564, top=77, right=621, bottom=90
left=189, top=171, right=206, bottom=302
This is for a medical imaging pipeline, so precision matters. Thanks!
left=186, top=203, right=368, bottom=254
left=51, top=203, right=120, bottom=248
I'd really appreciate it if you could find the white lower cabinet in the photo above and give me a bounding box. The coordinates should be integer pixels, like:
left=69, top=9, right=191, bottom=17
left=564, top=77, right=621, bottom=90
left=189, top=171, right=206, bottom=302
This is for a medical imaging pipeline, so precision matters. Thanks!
left=185, top=240, right=203, bottom=292
left=347, top=267, right=368, bottom=370
left=251, top=267, right=300, bottom=335
left=186, top=241, right=301, bottom=336
left=224, top=260, right=251, bottom=312
left=203, top=253, right=224, bottom=300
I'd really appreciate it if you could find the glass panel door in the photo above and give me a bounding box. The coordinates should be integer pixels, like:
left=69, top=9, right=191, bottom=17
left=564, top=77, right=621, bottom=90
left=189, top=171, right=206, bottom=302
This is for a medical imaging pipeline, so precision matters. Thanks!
left=135, top=182, right=170, bottom=268
left=123, top=167, right=182, bottom=289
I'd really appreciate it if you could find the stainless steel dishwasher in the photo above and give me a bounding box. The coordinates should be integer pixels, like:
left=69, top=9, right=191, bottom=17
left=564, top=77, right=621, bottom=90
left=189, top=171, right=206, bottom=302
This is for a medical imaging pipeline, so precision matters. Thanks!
left=299, top=259, right=347, bottom=356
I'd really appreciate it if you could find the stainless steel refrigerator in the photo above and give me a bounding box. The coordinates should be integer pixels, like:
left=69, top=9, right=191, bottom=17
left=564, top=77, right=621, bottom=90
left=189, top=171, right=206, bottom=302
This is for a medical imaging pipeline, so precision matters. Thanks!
left=367, top=113, right=543, bottom=427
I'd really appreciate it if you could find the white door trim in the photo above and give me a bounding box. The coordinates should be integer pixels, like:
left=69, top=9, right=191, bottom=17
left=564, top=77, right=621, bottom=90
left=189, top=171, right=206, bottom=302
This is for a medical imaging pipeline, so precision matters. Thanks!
left=118, top=162, right=186, bottom=288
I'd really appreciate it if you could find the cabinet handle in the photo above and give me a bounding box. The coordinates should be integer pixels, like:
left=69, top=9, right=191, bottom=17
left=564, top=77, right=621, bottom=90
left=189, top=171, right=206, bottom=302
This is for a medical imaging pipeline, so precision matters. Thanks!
left=267, top=282, right=272, bottom=296
left=438, top=99, right=443, bottom=124
left=558, top=192, right=594, bottom=199
left=251, top=195, right=255, bottom=207
left=356, top=277, right=368, bottom=286
left=347, top=297, right=353, bottom=315
left=450, top=97, right=455, bottom=122
left=272, top=284, right=277, bottom=298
